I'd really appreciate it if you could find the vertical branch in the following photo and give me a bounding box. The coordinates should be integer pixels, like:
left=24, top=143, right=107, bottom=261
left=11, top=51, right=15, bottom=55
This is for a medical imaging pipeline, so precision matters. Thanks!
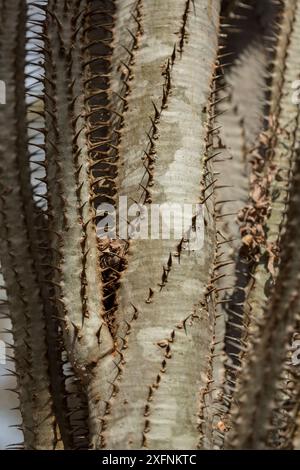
left=207, top=0, right=282, bottom=448
left=99, top=0, right=222, bottom=450
left=227, top=0, right=300, bottom=449
left=42, top=0, right=116, bottom=447
left=0, top=0, right=62, bottom=449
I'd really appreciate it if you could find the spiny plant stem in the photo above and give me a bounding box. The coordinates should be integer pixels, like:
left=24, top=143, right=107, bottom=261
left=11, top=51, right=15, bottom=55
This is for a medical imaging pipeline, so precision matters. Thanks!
left=227, top=0, right=300, bottom=449
left=0, top=0, right=62, bottom=449
left=100, top=0, right=222, bottom=450
left=41, top=0, right=116, bottom=447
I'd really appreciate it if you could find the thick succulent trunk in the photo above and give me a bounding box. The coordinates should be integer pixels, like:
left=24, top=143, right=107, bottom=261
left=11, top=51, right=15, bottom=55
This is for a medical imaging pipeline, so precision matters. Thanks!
left=99, top=0, right=222, bottom=450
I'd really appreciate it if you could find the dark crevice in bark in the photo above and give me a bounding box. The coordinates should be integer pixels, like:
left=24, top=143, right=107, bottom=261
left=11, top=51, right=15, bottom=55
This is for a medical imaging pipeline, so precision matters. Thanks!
left=83, top=1, right=143, bottom=337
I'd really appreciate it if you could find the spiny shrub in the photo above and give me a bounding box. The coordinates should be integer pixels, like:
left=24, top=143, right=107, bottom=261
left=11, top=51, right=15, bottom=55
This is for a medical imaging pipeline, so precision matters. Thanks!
left=0, top=0, right=300, bottom=450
